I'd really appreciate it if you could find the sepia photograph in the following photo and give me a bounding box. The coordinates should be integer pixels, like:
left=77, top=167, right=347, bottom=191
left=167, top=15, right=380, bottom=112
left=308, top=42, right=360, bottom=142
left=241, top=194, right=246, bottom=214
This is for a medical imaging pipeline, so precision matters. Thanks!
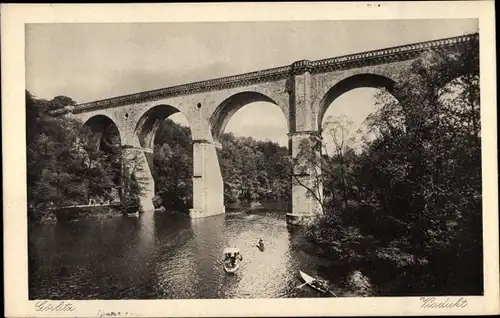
left=2, top=2, right=498, bottom=317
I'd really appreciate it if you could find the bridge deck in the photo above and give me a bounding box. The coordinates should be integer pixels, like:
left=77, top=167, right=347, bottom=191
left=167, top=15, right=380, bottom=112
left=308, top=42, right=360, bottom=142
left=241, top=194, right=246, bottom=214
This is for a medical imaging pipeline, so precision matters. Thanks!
left=51, top=33, right=478, bottom=115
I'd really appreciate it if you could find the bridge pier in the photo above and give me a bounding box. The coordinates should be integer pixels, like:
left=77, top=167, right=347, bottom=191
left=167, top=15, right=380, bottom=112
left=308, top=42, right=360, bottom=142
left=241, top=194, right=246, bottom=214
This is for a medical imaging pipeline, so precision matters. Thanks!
left=189, top=140, right=225, bottom=218
left=287, top=62, right=324, bottom=225
left=121, top=145, right=155, bottom=212
left=287, top=132, right=324, bottom=225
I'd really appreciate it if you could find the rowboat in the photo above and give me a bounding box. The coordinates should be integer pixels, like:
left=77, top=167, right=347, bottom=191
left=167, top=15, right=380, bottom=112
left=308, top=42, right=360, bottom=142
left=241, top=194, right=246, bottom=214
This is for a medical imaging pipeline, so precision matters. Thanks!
left=224, top=261, right=239, bottom=273
left=299, top=270, right=336, bottom=296
left=223, top=247, right=242, bottom=273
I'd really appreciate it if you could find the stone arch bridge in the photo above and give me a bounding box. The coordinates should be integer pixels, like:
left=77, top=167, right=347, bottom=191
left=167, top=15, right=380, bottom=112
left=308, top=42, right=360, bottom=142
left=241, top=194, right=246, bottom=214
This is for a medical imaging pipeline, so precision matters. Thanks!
left=51, top=33, right=477, bottom=223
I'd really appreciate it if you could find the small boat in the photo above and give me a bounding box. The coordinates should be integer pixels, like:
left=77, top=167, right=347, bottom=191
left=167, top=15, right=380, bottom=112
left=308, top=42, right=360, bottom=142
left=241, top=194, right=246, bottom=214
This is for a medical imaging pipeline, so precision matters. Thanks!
left=125, top=211, right=139, bottom=217
left=222, top=247, right=242, bottom=273
left=299, top=270, right=336, bottom=296
left=256, top=239, right=265, bottom=251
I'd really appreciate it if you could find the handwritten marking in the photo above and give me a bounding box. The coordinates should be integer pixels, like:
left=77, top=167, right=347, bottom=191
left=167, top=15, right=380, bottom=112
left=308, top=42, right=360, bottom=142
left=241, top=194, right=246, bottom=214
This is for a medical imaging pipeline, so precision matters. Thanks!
left=97, top=309, right=139, bottom=317
left=420, top=297, right=468, bottom=309
left=34, top=300, right=75, bottom=312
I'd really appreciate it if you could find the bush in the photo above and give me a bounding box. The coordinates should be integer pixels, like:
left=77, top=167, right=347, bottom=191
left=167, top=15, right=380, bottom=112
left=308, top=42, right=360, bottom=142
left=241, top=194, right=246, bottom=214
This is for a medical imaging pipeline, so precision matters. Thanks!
left=346, top=270, right=373, bottom=297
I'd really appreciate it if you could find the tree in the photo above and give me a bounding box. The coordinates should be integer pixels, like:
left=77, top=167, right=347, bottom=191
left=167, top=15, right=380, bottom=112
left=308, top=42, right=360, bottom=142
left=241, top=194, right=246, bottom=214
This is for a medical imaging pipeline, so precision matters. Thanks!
left=322, top=115, right=361, bottom=210
left=361, top=40, right=481, bottom=293
left=77, top=125, right=122, bottom=203
left=49, top=95, right=77, bottom=110
left=152, top=119, right=193, bottom=210
left=291, top=114, right=361, bottom=215
left=216, top=131, right=290, bottom=204
left=26, top=91, right=89, bottom=215
left=292, top=134, right=326, bottom=214
left=154, top=142, right=193, bottom=209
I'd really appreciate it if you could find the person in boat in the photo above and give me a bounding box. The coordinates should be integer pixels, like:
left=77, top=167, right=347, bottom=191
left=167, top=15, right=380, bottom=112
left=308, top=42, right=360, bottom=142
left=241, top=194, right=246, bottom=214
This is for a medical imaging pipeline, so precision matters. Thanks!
left=312, top=276, right=330, bottom=290
left=223, top=249, right=242, bottom=268
left=258, top=238, right=264, bottom=249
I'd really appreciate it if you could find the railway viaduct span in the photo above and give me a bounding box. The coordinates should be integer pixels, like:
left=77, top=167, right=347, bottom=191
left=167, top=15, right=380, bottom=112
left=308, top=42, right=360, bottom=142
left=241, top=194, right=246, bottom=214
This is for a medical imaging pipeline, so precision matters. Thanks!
left=52, top=33, right=477, bottom=223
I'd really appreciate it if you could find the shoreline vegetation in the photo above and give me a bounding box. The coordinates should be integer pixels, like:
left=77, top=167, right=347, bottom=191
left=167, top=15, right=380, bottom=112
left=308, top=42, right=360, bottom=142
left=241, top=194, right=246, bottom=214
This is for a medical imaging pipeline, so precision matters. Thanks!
left=31, top=199, right=274, bottom=225
left=27, top=38, right=482, bottom=296
left=31, top=201, right=271, bottom=225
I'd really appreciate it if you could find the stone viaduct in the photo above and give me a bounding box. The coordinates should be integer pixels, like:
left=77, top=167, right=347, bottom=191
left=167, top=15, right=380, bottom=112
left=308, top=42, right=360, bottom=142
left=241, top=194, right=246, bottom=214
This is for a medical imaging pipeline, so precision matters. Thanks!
left=52, top=33, right=477, bottom=223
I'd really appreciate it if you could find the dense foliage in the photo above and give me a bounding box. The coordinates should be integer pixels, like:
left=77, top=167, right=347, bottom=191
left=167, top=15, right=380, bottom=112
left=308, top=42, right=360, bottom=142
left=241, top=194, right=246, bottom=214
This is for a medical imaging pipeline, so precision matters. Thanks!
left=27, top=91, right=142, bottom=221
left=152, top=120, right=193, bottom=210
left=303, top=40, right=482, bottom=295
left=27, top=91, right=96, bottom=213
left=218, top=133, right=290, bottom=203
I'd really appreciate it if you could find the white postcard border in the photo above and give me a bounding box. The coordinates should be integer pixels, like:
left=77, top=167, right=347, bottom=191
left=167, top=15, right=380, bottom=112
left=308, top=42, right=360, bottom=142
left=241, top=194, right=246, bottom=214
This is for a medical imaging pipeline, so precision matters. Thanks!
left=2, top=2, right=498, bottom=317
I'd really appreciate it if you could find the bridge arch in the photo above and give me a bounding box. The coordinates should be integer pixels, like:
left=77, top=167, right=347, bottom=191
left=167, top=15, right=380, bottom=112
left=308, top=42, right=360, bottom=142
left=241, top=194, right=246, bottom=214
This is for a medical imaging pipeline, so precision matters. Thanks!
left=81, top=114, right=121, bottom=153
left=80, top=115, right=122, bottom=204
left=134, top=104, right=192, bottom=149
left=210, top=91, right=288, bottom=146
left=129, top=104, right=194, bottom=212
left=318, top=73, right=396, bottom=130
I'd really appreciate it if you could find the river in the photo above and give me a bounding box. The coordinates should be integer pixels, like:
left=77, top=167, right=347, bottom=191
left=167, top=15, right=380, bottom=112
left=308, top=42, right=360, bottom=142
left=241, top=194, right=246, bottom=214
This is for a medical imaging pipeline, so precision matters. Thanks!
left=28, top=202, right=349, bottom=299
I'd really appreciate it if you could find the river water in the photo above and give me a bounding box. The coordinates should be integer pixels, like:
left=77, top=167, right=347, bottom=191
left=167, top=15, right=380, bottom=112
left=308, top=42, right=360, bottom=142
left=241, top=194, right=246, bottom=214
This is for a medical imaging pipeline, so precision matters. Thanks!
left=29, top=203, right=348, bottom=299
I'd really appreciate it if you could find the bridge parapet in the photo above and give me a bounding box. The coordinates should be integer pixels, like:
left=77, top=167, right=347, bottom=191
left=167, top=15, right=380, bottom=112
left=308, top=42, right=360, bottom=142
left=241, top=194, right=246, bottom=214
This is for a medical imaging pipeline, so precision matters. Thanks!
left=291, top=59, right=313, bottom=74
left=311, top=33, right=476, bottom=73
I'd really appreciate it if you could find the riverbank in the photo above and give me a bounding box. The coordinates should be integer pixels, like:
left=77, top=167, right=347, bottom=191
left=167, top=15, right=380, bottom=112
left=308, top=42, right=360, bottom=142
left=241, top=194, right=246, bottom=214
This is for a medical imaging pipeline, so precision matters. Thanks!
left=29, top=205, right=124, bottom=224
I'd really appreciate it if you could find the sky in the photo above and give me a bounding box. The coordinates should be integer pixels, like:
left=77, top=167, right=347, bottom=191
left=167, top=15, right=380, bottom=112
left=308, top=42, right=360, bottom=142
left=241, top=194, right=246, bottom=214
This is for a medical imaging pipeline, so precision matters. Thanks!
left=26, top=20, right=478, bottom=147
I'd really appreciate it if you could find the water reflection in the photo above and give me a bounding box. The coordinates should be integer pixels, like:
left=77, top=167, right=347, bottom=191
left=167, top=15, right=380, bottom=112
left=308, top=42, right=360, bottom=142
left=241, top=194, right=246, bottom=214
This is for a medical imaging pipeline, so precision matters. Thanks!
left=29, top=204, right=340, bottom=299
